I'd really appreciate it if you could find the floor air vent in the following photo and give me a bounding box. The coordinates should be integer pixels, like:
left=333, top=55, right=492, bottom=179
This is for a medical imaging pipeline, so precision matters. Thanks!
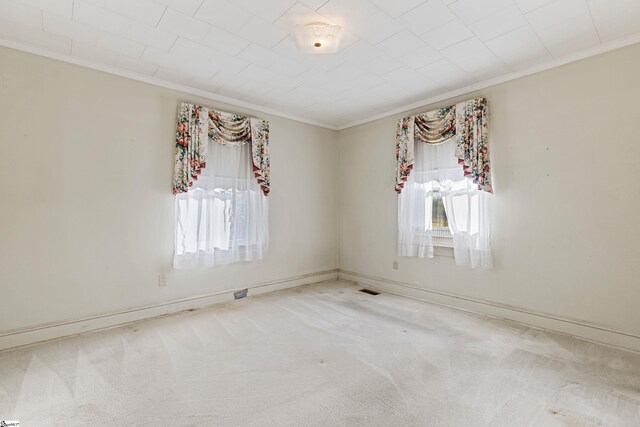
left=359, top=288, right=380, bottom=295
left=233, top=289, right=248, bottom=300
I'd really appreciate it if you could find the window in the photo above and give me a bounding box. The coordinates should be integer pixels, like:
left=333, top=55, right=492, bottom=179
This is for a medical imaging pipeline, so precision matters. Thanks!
left=398, top=139, right=491, bottom=268
left=396, top=99, right=492, bottom=268
left=174, top=140, right=268, bottom=269
left=430, top=190, right=448, bottom=229
left=429, top=186, right=453, bottom=248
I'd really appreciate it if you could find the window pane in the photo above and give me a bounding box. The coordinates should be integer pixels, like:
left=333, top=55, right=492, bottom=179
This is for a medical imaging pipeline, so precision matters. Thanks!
left=431, top=191, right=449, bottom=229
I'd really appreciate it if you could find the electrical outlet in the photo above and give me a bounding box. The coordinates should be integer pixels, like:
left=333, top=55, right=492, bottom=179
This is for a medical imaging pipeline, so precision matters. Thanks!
left=393, top=261, right=398, bottom=270
left=158, top=273, right=167, bottom=287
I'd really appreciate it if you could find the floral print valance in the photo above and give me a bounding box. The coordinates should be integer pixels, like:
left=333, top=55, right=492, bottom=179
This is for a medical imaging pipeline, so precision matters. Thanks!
left=208, top=109, right=252, bottom=146
left=173, top=102, right=270, bottom=196
left=395, top=97, right=492, bottom=193
left=174, top=103, right=208, bottom=195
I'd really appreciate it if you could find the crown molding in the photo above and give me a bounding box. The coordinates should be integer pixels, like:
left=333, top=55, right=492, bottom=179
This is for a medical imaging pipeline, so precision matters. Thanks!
left=2, top=33, right=640, bottom=132
left=335, top=33, right=640, bottom=130
left=0, top=38, right=339, bottom=131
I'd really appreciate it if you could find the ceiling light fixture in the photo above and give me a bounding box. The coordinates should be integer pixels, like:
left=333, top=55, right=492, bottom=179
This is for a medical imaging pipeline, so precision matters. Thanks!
left=293, top=22, right=342, bottom=54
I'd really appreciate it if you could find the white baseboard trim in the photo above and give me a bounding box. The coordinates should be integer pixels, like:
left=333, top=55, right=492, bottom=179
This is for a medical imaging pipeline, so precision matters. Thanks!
left=338, top=270, right=640, bottom=353
left=0, top=270, right=338, bottom=351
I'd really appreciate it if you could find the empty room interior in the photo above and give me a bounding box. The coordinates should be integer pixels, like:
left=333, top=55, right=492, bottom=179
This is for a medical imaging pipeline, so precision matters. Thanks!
left=1, top=0, right=640, bottom=425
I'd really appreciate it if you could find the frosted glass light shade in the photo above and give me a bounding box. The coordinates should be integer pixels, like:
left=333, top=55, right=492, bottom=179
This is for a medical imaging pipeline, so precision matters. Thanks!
left=293, top=23, right=342, bottom=54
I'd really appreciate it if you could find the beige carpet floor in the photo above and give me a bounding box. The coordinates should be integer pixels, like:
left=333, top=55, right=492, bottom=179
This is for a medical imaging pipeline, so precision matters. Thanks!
left=1, top=280, right=639, bottom=426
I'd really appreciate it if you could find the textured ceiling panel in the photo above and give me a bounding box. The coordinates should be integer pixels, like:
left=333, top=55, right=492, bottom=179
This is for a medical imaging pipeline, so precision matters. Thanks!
left=0, top=0, right=639, bottom=128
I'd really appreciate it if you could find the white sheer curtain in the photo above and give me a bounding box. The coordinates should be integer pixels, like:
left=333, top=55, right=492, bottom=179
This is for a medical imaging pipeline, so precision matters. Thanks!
left=442, top=175, right=492, bottom=268
left=398, top=138, right=492, bottom=268
left=174, top=138, right=269, bottom=269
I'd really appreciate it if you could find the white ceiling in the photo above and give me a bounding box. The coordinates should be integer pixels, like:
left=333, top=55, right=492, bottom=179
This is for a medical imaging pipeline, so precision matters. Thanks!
left=1, top=0, right=640, bottom=128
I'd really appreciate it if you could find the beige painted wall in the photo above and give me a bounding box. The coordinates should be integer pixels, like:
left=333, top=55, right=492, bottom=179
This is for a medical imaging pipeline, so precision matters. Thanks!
left=2, top=41, right=639, bottom=345
left=0, top=46, right=338, bottom=332
left=338, top=43, right=640, bottom=338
